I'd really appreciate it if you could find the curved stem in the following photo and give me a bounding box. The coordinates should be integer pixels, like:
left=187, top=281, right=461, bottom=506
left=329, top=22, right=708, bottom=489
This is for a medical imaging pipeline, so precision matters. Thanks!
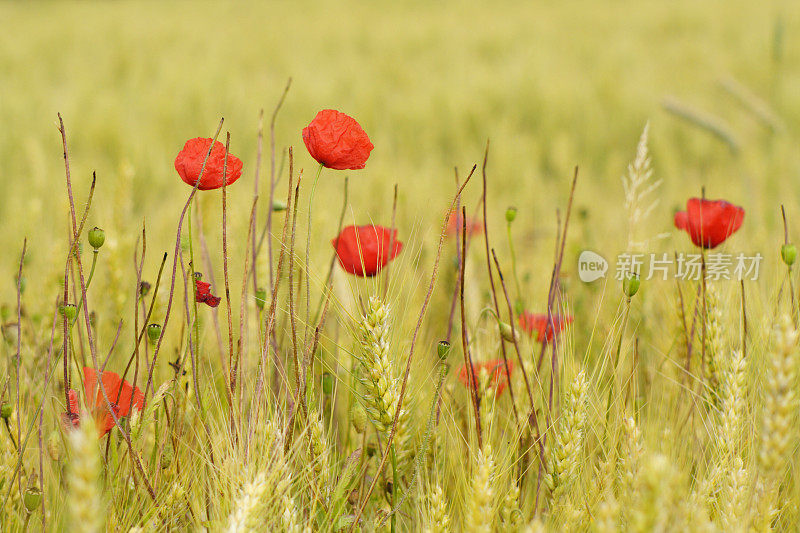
left=72, top=250, right=98, bottom=326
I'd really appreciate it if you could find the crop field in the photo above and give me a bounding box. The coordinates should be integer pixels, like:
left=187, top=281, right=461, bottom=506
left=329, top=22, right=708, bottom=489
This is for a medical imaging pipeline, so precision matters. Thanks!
left=2, top=0, right=800, bottom=531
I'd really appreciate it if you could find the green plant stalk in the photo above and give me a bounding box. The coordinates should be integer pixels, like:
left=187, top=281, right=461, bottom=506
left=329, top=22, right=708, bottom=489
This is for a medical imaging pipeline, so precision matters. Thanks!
left=305, top=163, right=324, bottom=335
left=73, top=250, right=98, bottom=326
left=186, top=199, right=207, bottom=423
left=603, top=297, right=631, bottom=443
left=506, top=221, right=523, bottom=309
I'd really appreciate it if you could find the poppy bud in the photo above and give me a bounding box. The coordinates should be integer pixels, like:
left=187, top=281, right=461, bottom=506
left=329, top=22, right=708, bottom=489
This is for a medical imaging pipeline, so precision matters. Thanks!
left=47, top=431, right=61, bottom=462
left=622, top=272, right=640, bottom=298
left=1, top=402, right=11, bottom=419
left=351, top=404, right=367, bottom=434
left=781, top=244, right=797, bottom=267
left=23, top=487, right=42, bottom=512
left=59, top=304, right=77, bottom=322
left=498, top=322, right=517, bottom=342
left=139, top=281, right=151, bottom=298
left=505, top=206, right=518, bottom=223
left=437, top=340, right=451, bottom=360
left=255, top=287, right=267, bottom=310
left=147, top=323, right=162, bottom=345
left=272, top=200, right=288, bottom=212
left=322, top=372, right=334, bottom=395
left=180, top=235, right=190, bottom=252
left=88, top=227, right=105, bottom=250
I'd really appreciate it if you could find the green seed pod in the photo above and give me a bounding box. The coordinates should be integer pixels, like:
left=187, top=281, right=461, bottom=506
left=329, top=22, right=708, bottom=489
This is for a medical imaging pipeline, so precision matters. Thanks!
left=505, top=206, right=518, bottom=223
left=437, top=340, right=451, bottom=360
left=59, top=304, right=77, bottom=322
left=88, top=226, right=105, bottom=250
left=321, top=372, right=334, bottom=395
left=622, top=272, right=641, bottom=298
left=47, top=431, right=61, bottom=462
left=1, top=402, right=11, bottom=420
left=147, top=323, right=162, bottom=345
left=499, top=322, right=517, bottom=342
left=351, top=404, right=368, bottom=434
left=781, top=243, right=797, bottom=267
left=272, top=200, right=288, bottom=212
left=180, top=235, right=190, bottom=252
left=23, top=487, right=42, bottom=512
left=255, top=287, right=267, bottom=310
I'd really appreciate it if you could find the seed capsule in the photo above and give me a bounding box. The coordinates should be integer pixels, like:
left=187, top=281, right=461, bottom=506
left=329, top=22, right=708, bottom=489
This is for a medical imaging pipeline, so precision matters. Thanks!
left=88, top=227, right=105, bottom=250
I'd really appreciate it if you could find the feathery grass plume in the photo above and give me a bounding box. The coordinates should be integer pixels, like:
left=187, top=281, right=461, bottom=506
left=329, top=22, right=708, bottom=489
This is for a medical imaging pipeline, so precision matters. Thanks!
left=617, top=415, right=643, bottom=526
left=501, top=479, right=522, bottom=528
left=714, top=349, right=750, bottom=530
left=1, top=437, right=22, bottom=523
left=281, top=493, right=304, bottom=533
left=356, top=296, right=411, bottom=464
left=751, top=480, right=778, bottom=532
left=546, top=370, right=588, bottom=505
left=622, top=121, right=662, bottom=250
left=466, top=444, right=495, bottom=533
left=662, top=96, right=741, bottom=153
left=704, top=283, right=725, bottom=406
left=719, top=457, right=749, bottom=531
left=759, top=314, right=799, bottom=482
left=307, top=407, right=330, bottom=491
left=158, top=481, right=188, bottom=529
left=629, top=453, right=686, bottom=532
left=594, top=490, right=621, bottom=533
left=67, top=415, right=102, bottom=533
left=423, top=482, right=451, bottom=533
left=226, top=472, right=269, bottom=533
left=718, top=350, right=747, bottom=459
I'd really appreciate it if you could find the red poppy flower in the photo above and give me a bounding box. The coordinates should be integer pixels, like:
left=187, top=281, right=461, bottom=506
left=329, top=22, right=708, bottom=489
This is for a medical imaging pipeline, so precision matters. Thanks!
left=518, top=312, right=573, bottom=343
left=458, top=360, right=514, bottom=396
left=174, top=137, right=243, bottom=190
left=674, top=198, right=744, bottom=249
left=331, top=225, right=403, bottom=277
left=446, top=209, right=483, bottom=237
left=302, top=109, right=374, bottom=170
left=64, top=367, right=144, bottom=437
left=195, top=279, right=221, bottom=307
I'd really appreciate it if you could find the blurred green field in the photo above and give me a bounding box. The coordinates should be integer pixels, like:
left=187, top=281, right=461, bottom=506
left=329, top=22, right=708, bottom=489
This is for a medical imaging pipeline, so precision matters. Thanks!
left=2, top=0, right=799, bottom=295
left=3, top=0, right=800, bottom=530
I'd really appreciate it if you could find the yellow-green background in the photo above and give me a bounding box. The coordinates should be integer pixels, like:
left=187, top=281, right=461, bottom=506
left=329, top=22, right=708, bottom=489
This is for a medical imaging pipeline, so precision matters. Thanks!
left=1, top=0, right=798, bottom=312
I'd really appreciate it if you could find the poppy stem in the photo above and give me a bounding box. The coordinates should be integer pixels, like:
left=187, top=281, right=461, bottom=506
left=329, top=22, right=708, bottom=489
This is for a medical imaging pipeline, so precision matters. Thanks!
left=506, top=217, right=523, bottom=311
left=304, top=163, right=324, bottom=343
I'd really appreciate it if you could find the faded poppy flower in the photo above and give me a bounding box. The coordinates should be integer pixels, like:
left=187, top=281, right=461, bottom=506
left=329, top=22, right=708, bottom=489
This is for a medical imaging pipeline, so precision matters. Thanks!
left=195, top=278, right=221, bottom=308
left=302, top=109, right=374, bottom=170
left=446, top=209, right=483, bottom=237
left=674, top=198, right=744, bottom=249
left=458, top=360, right=514, bottom=396
left=174, top=137, right=243, bottom=190
left=64, top=367, right=144, bottom=437
left=331, top=225, right=402, bottom=277
left=518, top=311, right=573, bottom=343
